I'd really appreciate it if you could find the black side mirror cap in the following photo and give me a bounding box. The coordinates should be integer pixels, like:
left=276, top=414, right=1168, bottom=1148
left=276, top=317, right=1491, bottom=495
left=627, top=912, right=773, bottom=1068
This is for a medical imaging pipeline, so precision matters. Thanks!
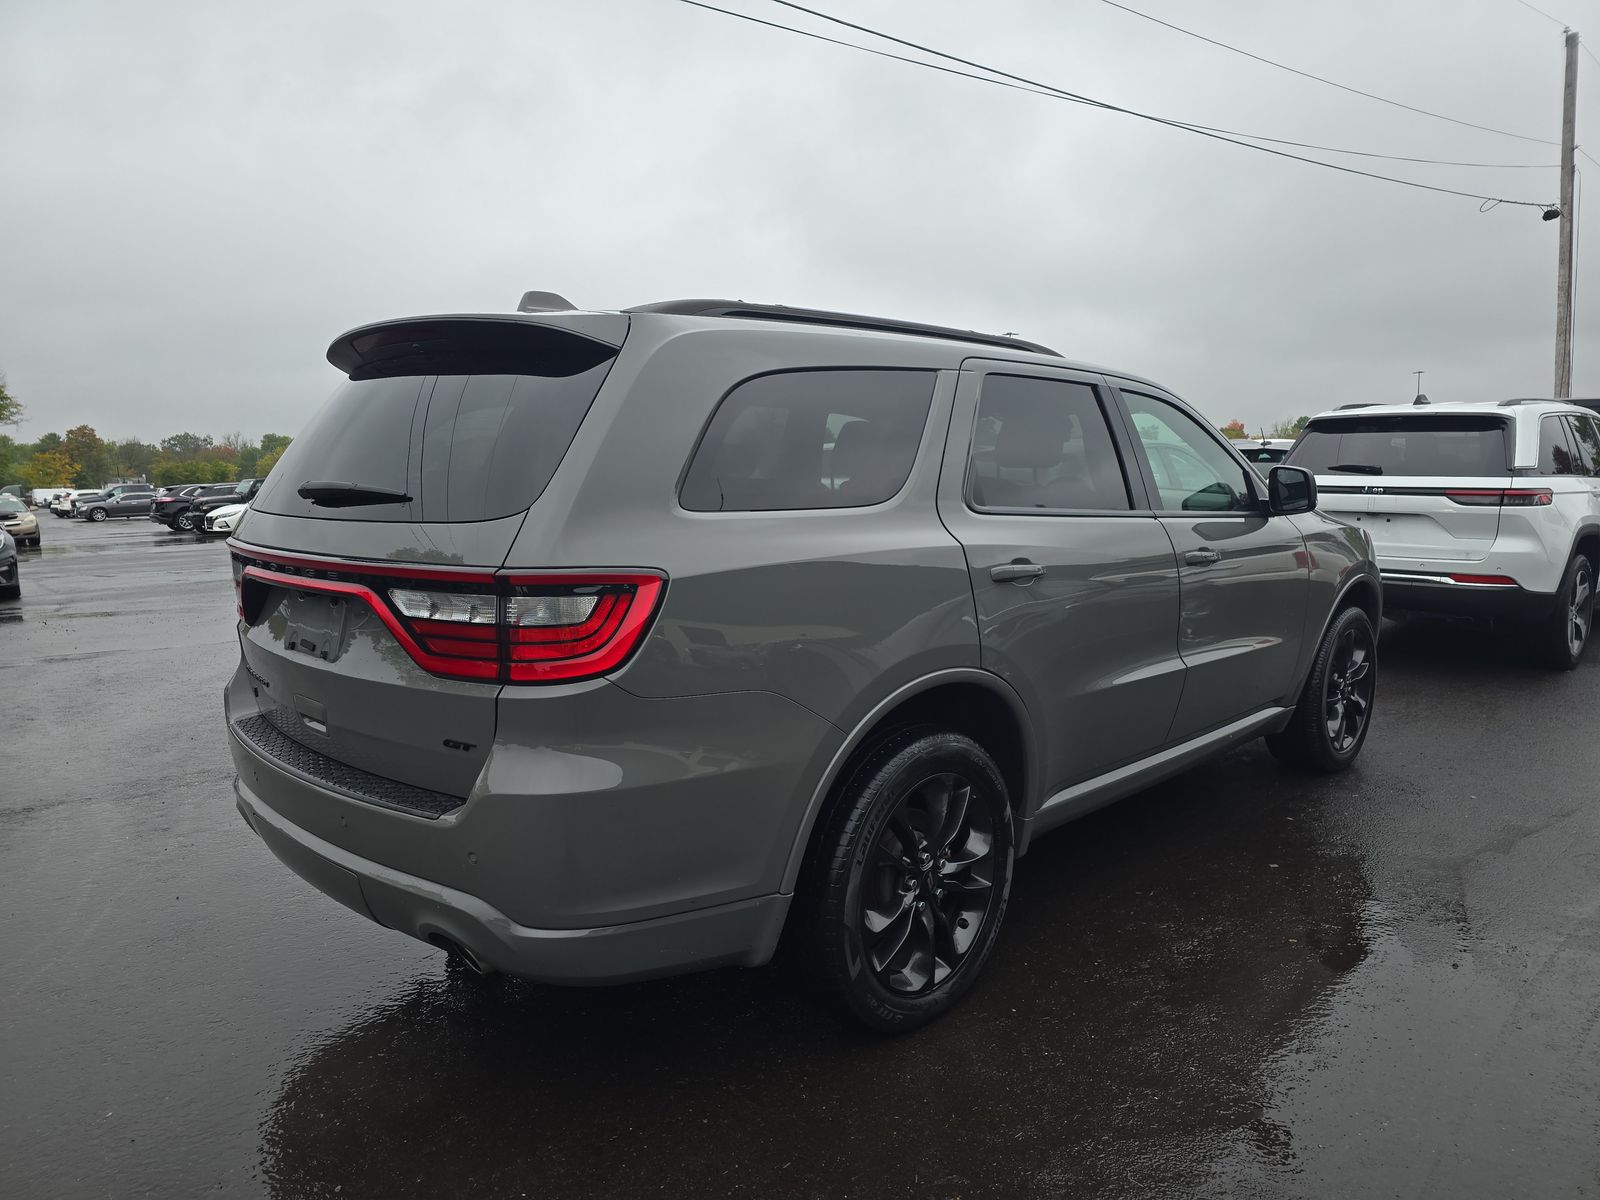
left=1268, top=465, right=1317, bottom=515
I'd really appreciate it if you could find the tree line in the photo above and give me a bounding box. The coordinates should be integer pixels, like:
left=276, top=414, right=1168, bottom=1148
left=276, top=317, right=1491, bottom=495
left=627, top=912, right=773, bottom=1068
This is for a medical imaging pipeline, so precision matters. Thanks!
left=1219, top=416, right=1310, bottom=441
left=0, top=376, right=291, bottom=491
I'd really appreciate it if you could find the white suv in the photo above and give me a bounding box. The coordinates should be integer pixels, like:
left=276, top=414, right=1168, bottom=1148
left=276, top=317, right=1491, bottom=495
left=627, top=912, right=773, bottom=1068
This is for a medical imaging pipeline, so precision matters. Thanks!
left=1287, top=398, right=1600, bottom=668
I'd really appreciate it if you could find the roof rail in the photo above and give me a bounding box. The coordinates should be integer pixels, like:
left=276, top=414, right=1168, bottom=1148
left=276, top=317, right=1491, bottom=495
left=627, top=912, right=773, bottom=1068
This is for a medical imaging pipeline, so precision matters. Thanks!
left=1498, top=397, right=1558, bottom=406
left=625, top=299, right=1060, bottom=357
left=1336, top=402, right=1382, bottom=410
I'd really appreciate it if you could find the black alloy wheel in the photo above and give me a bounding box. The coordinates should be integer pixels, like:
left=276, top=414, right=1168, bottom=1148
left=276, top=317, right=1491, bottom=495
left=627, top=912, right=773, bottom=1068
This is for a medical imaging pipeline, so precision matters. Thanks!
left=1323, top=622, right=1375, bottom=754
left=861, top=772, right=998, bottom=996
left=1267, top=604, right=1378, bottom=773
left=801, top=729, right=1014, bottom=1032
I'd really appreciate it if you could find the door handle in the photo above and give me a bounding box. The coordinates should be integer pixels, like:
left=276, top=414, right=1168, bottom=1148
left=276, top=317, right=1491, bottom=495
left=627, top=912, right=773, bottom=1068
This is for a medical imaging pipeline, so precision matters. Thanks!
left=1184, top=548, right=1221, bottom=566
left=990, top=561, right=1046, bottom=582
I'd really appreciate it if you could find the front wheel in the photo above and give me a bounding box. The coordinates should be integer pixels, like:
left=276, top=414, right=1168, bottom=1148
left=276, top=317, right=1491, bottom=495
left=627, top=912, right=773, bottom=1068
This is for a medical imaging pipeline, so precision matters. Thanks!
left=1538, top=552, right=1593, bottom=670
left=1267, top=605, right=1377, bottom=773
left=174, top=511, right=196, bottom=532
left=87, top=507, right=107, bottom=522
left=799, top=730, right=1014, bottom=1033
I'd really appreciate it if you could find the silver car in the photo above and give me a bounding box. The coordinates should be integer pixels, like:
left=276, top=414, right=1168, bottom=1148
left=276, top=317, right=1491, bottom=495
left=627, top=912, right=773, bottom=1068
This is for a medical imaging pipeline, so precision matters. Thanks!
left=224, top=296, right=1380, bottom=1030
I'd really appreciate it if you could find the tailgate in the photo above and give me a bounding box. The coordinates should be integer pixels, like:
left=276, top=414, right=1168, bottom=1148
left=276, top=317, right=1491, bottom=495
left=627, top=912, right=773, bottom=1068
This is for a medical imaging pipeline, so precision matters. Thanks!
left=1355, top=475, right=1511, bottom=564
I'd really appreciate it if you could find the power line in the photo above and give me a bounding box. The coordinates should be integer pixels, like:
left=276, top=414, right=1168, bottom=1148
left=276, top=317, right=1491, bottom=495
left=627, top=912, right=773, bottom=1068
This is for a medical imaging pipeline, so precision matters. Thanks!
left=1582, top=39, right=1600, bottom=70
left=1514, top=0, right=1570, bottom=30
left=681, top=1, right=1554, bottom=170
left=1093, top=0, right=1559, bottom=146
left=705, top=1, right=1554, bottom=208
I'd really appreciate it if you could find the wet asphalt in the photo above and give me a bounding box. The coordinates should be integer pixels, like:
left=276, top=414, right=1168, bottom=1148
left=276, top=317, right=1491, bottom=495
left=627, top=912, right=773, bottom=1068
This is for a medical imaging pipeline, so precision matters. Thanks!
left=1, top=516, right=1598, bottom=1200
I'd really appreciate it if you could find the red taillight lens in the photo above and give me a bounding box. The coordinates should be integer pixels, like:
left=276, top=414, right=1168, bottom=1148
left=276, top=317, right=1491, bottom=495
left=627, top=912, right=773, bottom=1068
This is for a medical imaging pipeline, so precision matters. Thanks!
left=502, top=575, right=664, bottom=683
left=232, top=550, right=664, bottom=685
left=1446, top=488, right=1553, bottom=507
left=1448, top=573, right=1518, bottom=586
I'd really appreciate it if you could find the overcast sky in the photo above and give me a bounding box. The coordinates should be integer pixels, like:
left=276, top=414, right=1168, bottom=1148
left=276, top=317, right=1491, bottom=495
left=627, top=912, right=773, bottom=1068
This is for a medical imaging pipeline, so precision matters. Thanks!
left=1, top=0, right=1595, bottom=443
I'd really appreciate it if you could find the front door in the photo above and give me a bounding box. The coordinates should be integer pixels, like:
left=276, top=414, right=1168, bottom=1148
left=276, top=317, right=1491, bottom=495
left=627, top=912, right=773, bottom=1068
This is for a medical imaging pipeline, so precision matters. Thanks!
left=938, top=362, right=1185, bottom=795
left=1112, top=385, right=1310, bottom=742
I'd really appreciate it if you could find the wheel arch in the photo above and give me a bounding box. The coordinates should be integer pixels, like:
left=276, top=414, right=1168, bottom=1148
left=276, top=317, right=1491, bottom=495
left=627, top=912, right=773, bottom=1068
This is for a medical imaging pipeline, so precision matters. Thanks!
left=1570, top=523, right=1600, bottom=571
left=778, top=668, right=1037, bottom=893
left=1290, top=569, right=1381, bottom=699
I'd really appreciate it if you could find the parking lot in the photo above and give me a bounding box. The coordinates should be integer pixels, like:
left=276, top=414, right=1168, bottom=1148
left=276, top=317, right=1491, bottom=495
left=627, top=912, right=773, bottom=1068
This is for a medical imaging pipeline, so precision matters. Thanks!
left=1, top=515, right=1598, bottom=1198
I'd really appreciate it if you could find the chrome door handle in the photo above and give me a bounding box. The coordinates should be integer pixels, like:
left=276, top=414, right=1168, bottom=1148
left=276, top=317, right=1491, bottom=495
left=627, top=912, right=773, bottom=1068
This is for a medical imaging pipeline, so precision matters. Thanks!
left=990, top=562, right=1046, bottom=582
left=1184, top=548, right=1221, bottom=566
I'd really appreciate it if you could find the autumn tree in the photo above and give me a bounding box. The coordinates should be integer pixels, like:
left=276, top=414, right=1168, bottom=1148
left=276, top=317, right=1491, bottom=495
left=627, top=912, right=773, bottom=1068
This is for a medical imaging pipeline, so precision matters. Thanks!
left=1219, top=419, right=1247, bottom=439
left=62, top=424, right=109, bottom=487
left=21, top=449, right=76, bottom=490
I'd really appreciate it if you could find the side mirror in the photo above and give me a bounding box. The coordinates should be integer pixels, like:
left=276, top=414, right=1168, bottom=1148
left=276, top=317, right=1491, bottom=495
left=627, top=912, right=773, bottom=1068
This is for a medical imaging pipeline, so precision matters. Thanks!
left=1268, top=465, right=1317, bottom=515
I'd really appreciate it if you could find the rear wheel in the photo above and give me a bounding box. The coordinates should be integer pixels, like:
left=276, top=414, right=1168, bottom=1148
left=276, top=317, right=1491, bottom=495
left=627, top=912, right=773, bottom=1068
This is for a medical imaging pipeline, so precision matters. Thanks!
left=1539, top=552, right=1593, bottom=670
left=799, top=730, right=1014, bottom=1032
left=1267, top=605, right=1377, bottom=773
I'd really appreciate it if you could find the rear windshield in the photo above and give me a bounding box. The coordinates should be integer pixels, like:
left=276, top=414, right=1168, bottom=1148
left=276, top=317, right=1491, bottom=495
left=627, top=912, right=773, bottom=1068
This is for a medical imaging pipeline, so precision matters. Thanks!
left=1288, top=414, right=1510, bottom=477
left=254, top=324, right=618, bottom=523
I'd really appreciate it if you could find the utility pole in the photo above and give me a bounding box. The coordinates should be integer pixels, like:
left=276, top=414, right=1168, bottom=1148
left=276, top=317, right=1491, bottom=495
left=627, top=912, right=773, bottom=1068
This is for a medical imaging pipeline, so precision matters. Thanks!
left=1555, top=28, right=1579, bottom=399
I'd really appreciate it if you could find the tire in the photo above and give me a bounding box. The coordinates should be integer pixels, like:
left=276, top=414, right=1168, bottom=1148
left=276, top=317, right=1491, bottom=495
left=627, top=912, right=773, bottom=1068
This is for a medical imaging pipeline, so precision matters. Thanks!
left=1267, top=605, right=1377, bottom=773
left=1538, top=551, right=1594, bottom=670
left=0, top=583, right=18, bottom=600
left=174, top=511, right=196, bottom=532
left=798, top=729, right=1015, bottom=1033
left=87, top=507, right=107, bottom=522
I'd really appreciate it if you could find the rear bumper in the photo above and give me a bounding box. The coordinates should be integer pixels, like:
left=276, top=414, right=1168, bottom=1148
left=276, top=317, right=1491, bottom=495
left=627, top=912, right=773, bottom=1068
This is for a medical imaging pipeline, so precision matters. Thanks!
left=234, top=772, right=791, bottom=984
left=1381, top=572, right=1560, bottom=621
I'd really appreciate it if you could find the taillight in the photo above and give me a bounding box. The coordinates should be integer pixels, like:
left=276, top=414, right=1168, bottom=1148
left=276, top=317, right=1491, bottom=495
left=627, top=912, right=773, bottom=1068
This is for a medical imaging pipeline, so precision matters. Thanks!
left=231, top=549, right=664, bottom=685
left=1445, top=488, right=1553, bottom=506
left=1448, top=574, right=1518, bottom=586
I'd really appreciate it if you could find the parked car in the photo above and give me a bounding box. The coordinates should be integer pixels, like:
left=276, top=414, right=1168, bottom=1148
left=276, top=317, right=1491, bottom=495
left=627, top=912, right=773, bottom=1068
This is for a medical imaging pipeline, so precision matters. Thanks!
left=190, top=478, right=262, bottom=527
left=29, top=487, right=71, bottom=509
left=200, top=500, right=250, bottom=535
left=0, top=528, right=18, bottom=599
left=1287, top=398, right=1600, bottom=667
left=225, top=296, right=1380, bottom=1031
left=51, top=488, right=99, bottom=517
left=150, top=483, right=222, bottom=532
left=1239, top=437, right=1296, bottom=465
left=0, top=495, right=41, bottom=547
left=76, top=484, right=156, bottom=522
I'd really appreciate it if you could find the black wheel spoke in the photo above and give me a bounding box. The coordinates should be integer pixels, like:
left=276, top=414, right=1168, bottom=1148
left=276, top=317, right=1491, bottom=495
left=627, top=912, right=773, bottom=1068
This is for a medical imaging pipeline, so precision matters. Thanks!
left=859, top=766, right=999, bottom=997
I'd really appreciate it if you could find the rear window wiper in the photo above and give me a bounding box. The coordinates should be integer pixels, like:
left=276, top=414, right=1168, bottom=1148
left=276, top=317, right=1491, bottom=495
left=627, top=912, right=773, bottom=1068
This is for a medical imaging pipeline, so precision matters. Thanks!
left=1327, top=463, right=1384, bottom=475
left=297, top=481, right=413, bottom=507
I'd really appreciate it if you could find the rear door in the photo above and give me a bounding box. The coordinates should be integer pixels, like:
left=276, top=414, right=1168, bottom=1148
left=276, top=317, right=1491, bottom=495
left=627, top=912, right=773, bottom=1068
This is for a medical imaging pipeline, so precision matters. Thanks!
left=1113, top=385, right=1308, bottom=741
left=937, top=361, right=1183, bottom=793
left=1288, top=413, right=1513, bottom=566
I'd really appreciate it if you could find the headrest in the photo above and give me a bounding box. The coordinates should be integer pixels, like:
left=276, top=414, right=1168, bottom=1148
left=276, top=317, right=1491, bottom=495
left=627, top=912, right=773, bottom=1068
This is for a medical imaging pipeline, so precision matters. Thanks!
left=995, top=406, right=1070, bottom=470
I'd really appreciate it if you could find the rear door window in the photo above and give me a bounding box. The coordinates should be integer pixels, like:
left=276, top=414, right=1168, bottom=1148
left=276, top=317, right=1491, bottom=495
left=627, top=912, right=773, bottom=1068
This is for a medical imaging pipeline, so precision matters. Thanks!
left=1567, top=415, right=1600, bottom=477
left=966, top=375, right=1130, bottom=511
left=1539, top=415, right=1580, bottom=476
left=1288, top=414, right=1510, bottom=476
left=679, top=369, right=936, bottom=512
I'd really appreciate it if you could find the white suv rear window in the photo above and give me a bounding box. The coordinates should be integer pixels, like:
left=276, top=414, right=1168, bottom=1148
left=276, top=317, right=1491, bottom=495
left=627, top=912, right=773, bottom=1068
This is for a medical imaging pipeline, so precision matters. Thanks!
left=1289, top=415, right=1509, bottom=476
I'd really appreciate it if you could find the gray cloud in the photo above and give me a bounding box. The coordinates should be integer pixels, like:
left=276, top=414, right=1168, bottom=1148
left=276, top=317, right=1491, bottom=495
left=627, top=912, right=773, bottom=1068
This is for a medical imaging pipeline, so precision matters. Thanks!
left=0, top=0, right=1592, bottom=443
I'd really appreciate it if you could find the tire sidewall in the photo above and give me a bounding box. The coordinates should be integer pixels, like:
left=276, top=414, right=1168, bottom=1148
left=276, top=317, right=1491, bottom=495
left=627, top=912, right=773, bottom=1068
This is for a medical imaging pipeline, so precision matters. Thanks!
left=828, top=735, right=1014, bottom=1030
left=1551, top=552, right=1593, bottom=668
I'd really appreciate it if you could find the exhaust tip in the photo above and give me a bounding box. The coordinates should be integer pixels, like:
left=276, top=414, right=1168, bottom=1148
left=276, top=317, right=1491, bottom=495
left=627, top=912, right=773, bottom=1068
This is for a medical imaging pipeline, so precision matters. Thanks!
left=427, top=932, right=491, bottom=976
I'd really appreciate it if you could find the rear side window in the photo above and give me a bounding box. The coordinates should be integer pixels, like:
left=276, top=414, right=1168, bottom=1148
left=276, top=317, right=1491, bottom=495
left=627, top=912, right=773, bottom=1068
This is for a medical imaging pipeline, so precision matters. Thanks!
left=255, top=325, right=618, bottom=524
left=1539, top=416, right=1580, bottom=476
left=1288, top=415, right=1510, bottom=476
left=679, top=369, right=936, bottom=512
left=967, top=375, right=1130, bottom=511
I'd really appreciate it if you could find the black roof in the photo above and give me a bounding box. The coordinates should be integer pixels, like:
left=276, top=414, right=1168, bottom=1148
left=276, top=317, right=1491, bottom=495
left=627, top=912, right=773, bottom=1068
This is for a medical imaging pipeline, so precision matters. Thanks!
left=626, top=299, right=1060, bottom=357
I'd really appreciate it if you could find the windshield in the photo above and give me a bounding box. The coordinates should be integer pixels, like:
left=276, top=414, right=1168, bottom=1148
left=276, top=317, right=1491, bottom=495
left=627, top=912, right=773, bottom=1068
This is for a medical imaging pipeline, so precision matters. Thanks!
left=1288, top=414, right=1510, bottom=476
left=0, top=496, right=26, bottom=514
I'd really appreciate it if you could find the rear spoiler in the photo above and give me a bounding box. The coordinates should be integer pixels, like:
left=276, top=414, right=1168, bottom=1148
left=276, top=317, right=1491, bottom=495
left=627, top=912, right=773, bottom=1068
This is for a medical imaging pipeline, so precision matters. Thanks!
left=326, top=313, right=628, bottom=379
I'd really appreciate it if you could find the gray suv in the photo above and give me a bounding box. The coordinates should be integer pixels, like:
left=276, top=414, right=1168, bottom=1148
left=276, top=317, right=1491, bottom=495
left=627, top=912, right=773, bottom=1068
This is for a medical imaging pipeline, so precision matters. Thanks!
left=225, top=297, right=1380, bottom=1030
